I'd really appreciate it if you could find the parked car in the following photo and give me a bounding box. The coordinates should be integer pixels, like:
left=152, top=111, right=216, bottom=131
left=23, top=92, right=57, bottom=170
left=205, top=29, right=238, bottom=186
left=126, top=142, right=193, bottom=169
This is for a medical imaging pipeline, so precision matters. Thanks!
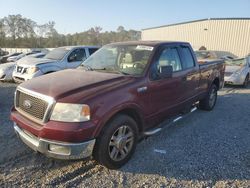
left=0, top=52, right=23, bottom=63
left=0, top=62, right=16, bottom=81
left=28, top=52, right=46, bottom=58
left=7, top=50, right=44, bottom=62
left=224, top=58, right=250, bottom=87
left=7, top=53, right=26, bottom=62
left=11, top=41, right=225, bottom=169
left=0, top=52, right=46, bottom=82
left=195, top=50, right=237, bottom=60
left=0, top=48, right=9, bottom=56
left=12, top=46, right=99, bottom=83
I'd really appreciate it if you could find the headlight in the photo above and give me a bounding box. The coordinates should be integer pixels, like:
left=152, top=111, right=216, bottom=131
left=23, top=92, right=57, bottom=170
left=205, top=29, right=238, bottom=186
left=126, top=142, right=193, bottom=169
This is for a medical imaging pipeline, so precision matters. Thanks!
left=27, top=67, right=39, bottom=74
left=50, top=103, right=90, bottom=122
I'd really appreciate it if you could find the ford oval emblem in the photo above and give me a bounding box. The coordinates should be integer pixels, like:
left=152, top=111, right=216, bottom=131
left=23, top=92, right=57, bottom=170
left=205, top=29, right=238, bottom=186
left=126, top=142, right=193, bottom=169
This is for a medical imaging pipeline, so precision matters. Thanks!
left=23, top=100, right=32, bottom=109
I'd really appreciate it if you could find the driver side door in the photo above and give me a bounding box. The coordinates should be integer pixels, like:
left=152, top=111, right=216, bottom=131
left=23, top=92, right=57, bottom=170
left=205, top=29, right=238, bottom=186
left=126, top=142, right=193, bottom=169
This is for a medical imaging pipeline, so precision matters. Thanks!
left=146, top=45, right=187, bottom=127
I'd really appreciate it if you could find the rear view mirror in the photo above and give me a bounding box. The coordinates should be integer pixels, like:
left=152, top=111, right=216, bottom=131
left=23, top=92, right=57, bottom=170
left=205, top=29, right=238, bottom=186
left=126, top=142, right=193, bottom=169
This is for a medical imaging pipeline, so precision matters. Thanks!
left=159, top=65, right=173, bottom=78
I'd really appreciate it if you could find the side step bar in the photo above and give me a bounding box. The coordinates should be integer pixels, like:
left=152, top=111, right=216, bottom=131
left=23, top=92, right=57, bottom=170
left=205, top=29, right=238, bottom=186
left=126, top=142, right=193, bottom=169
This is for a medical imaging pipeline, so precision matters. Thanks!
left=144, top=106, right=197, bottom=136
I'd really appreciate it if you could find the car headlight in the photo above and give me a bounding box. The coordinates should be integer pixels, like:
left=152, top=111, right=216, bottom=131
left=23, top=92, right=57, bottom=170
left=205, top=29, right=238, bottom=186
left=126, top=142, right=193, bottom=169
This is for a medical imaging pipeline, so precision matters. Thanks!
left=50, top=103, right=90, bottom=122
left=27, top=67, right=39, bottom=74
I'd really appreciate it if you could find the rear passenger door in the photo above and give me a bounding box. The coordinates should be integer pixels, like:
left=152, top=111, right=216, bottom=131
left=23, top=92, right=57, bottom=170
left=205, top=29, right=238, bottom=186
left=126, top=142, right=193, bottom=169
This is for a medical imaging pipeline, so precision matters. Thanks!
left=178, top=45, right=200, bottom=100
left=67, top=48, right=87, bottom=68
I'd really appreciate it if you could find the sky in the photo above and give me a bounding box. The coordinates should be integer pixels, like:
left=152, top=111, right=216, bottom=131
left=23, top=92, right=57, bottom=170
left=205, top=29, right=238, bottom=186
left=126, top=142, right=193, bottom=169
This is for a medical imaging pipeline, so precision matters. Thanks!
left=0, top=0, right=249, bottom=34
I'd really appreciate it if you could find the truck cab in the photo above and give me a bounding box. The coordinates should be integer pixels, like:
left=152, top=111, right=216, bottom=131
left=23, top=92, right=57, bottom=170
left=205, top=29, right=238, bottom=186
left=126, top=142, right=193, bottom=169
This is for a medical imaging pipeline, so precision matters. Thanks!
left=12, top=46, right=99, bottom=83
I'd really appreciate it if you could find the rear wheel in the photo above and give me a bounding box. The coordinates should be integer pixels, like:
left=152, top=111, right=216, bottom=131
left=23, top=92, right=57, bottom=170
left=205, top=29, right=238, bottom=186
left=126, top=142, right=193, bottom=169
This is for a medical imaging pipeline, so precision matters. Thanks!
left=243, top=74, right=249, bottom=88
left=199, top=84, right=218, bottom=111
left=93, top=114, right=138, bottom=169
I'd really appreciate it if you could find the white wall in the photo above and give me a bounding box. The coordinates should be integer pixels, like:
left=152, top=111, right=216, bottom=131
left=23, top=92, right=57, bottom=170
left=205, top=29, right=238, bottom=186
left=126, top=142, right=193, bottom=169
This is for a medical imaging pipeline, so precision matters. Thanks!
left=142, top=19, right=250, bottom=57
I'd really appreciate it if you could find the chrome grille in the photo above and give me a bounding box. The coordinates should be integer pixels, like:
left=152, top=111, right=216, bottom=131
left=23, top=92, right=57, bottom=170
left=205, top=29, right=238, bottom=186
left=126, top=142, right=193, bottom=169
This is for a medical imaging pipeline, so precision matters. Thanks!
left=17, top=66, right=23, bottom=73
left=15, top=88, right=54, bottom=123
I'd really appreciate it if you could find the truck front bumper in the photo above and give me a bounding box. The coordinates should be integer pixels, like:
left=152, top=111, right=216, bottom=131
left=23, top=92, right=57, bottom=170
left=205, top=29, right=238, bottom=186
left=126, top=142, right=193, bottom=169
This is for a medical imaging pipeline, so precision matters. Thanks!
left=14, top=123, right=96, bottom=160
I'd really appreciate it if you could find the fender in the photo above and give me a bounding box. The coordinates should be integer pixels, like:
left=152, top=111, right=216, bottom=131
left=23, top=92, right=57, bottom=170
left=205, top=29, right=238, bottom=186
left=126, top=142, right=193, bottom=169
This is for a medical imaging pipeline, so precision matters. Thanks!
left=39, top=64, right=62, bottom=74
left=92, top=102, right=145, bottom=137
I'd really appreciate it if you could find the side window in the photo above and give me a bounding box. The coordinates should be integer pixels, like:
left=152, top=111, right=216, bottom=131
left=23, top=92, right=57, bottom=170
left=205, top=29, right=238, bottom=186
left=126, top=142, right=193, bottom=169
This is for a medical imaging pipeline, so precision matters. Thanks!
left=151, top=47, right=182, bottom=80
left=68, top=49, right=86, bottom=62
left=157, top=47, right=182, bottom=72
left=89, top=48, right=99, bottom=55
left=179, top=46, right=195, bottom=69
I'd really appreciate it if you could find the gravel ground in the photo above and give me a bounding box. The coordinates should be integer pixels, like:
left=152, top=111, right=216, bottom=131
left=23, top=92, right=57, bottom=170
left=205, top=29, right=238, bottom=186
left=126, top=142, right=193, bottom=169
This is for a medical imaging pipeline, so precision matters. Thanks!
left=0, top=82, right=249, bottom=188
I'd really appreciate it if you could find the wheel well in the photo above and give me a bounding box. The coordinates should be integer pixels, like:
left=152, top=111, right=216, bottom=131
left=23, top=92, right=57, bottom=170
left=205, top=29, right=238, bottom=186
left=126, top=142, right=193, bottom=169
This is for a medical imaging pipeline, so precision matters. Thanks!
left=116, top=108, right=144, bottom=133
left=213, top=77, right=220, bottom=89
left=45, top=71, right=55, bottom=74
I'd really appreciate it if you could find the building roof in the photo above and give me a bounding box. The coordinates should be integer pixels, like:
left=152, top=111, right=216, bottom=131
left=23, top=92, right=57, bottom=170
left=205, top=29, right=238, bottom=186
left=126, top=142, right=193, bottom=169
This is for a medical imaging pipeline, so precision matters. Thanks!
left=142, top=18, right=250, bottom=31
left=107, top=40, right=189, bottom=47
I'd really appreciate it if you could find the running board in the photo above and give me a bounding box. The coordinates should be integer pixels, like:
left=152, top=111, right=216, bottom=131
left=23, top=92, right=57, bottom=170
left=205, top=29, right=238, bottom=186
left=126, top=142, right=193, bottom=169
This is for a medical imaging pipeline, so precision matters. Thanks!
left=144, top=128, right=162, bottom=136
left=143, top=106, right=197, bottom=136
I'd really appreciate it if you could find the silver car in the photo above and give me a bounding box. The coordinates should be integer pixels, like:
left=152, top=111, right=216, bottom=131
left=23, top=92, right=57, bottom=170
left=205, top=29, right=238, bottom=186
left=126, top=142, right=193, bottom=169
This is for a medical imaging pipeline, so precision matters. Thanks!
left=0, top=53, right=46, bottom=82
left=224, top=58, right=250, bottom=87
left=12, top=46, right=99, bottom=83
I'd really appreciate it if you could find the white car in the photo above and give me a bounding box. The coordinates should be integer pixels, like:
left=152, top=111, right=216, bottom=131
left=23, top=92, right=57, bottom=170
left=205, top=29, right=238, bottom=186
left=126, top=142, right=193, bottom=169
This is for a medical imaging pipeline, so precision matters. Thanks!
left=7, top=53, right=26, bottom=62
left=0, top=62, right=16, bottom=81
left=12, top=46, right=99, bottom=83
left=0, top=53, right=46, bottom=82
left=224, top=58, right=250, bottom=87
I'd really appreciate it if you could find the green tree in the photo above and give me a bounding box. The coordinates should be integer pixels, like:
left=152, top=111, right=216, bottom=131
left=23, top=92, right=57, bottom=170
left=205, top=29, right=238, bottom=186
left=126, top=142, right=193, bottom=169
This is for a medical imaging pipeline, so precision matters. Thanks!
left=3, top=14, right=36, bottom=47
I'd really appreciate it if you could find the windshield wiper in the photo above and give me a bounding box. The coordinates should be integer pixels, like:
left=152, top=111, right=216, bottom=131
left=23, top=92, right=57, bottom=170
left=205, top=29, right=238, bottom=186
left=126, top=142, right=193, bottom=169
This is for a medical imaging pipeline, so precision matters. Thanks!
left=79, top=64, right=93, bottom=71
left=92, top=67, right=130, bottom=75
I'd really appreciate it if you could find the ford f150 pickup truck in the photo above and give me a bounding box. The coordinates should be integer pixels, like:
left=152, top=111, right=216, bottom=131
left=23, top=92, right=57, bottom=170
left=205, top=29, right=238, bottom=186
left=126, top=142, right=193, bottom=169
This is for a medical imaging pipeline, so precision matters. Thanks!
left=11, top=41, right=225, bottom=169
left=12, top=46, right=99, bottom=83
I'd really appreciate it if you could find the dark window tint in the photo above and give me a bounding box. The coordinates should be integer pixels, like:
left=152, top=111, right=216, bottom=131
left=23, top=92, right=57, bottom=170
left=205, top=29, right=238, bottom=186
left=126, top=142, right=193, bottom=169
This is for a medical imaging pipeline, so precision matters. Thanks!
left=179, top=47, right=195, bottom=69
left=68, top=49, right=86, bottom=62
left=89, top=48, right=99, bottom=55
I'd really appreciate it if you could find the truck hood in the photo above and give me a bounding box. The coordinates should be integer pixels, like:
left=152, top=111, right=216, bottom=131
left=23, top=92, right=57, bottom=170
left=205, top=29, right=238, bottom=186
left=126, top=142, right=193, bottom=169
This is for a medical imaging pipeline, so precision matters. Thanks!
left=16, top=57, right=57, bottom=66
left=19, top=69, right=131, bottom=101
left=225, top=65, right=243, bottom=73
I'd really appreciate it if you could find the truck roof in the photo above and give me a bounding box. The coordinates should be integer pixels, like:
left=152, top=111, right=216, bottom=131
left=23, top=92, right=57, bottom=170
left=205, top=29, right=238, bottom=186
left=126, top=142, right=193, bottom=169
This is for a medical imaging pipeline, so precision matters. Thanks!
left=107, top=40, right=190, bottom=47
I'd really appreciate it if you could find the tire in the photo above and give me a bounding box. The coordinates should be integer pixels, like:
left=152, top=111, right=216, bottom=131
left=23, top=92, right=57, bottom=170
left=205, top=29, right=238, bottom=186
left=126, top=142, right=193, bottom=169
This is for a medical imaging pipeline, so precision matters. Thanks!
left=242, top=74, right=249, bottom=88
left=93, top=114, right=138, bottom=169
left=199, top=84, right=218, bottom=111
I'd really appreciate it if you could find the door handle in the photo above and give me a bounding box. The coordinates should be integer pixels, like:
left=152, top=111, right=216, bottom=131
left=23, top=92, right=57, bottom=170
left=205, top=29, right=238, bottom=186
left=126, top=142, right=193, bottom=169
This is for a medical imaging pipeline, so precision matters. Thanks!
left=137, top=86, right=148, bottom=93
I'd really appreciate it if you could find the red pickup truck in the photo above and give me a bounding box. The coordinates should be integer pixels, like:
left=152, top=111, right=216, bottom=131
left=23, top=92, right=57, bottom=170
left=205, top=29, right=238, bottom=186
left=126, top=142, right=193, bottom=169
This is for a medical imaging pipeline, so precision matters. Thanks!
left=11, top=41, right=225, bottom=169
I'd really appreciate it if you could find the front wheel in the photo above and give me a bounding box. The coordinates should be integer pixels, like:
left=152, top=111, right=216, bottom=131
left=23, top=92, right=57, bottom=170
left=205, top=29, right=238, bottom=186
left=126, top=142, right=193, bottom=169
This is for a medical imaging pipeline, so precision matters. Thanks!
left=93, top=114, right=138, bottom=169
left=199, top=84, right=218, bottom=111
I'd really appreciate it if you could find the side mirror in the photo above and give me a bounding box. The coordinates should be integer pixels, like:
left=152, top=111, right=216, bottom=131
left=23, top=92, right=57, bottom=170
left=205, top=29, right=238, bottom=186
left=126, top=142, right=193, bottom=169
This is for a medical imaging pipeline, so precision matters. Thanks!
left=159, top=65, right=173, bottom=78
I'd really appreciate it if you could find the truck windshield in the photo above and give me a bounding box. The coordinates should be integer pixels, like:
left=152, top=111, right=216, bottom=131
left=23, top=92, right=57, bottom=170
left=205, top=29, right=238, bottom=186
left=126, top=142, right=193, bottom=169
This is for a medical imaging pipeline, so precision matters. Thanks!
left=82, top=45, right=154, bottom=76
left=44, top=48, right=70, bottom=60
left=225, top=58, right=246, bottom=66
